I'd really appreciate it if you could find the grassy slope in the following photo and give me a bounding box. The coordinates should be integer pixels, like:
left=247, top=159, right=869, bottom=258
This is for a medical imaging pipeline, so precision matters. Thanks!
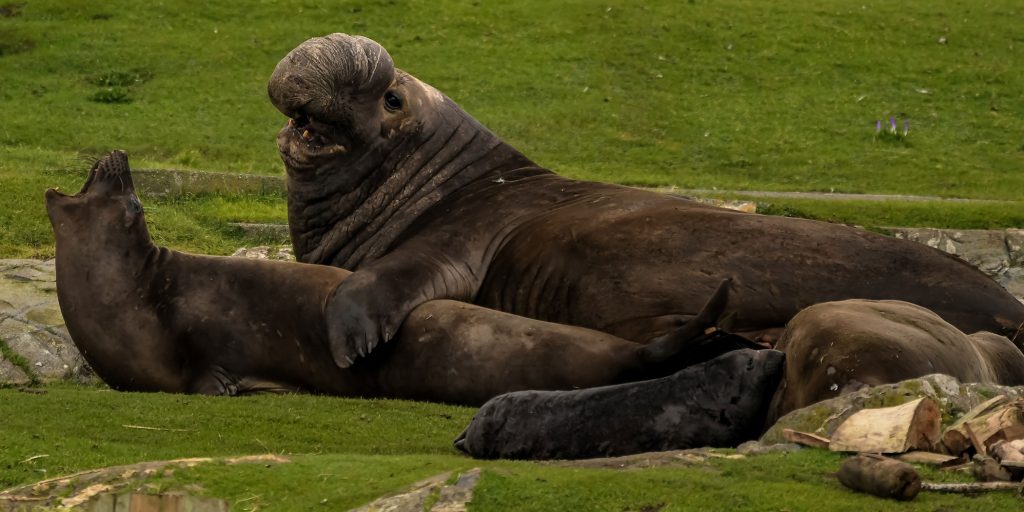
left=1, top=0, right=1022, bottom=256
left=2, top=0, right=1022, bottom=193
left=2, top=2, right=1023, bottom=509
left=2, top=386, right=1019, bottom=511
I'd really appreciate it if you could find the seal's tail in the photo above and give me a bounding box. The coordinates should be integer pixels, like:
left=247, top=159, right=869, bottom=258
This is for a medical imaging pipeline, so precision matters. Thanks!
left=639, top=278, right=763, bottom=368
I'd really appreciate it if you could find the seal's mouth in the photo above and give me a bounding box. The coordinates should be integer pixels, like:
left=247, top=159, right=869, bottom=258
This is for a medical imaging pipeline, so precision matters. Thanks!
left=278, top=115, right=350, bottom=171
left=46, top=150, right=133, bottom=200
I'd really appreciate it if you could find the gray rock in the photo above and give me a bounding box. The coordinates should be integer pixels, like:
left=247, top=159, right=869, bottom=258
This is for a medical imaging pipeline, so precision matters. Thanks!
left=0, top=357, right=30, bottom=386
left=735, top=440, right=802, bottom=455
left=0, top=259, right=92, bottom=385
left=890, top=227, right=1024, bottom=301
left=761, top=374, right=1024, bottom=444
left=230, top=245, right=295, bottom=261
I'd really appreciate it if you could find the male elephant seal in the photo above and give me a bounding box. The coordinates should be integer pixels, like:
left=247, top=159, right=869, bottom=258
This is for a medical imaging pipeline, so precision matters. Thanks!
left=454, top=349, right=786, bottom=460
left=44, top=151, right=740, bottom=403
left=267, top=34, right=1024, bottom=369
left=767, top=299, right=1024, bottom=424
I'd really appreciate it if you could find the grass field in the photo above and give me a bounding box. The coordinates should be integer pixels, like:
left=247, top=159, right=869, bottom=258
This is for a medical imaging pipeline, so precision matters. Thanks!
left=2, top=1, right=1023, bottom=509
left=1, top=0, right=1022, bottom=256
left=2, top=386, right=1021, bottom=511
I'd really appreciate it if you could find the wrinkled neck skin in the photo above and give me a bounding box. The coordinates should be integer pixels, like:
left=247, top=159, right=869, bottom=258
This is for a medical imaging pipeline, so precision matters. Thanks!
left=286, top=94, right=544, bottom=269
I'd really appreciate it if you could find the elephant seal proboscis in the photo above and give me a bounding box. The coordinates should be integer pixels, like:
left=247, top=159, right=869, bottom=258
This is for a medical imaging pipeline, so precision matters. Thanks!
left=453, top=349, right=786, bottom=460
left=266, top=33, right=1024, bottom=369
left=44, top=151, right=740, bottom=403
left=767, top=299, right=1024, bottom=423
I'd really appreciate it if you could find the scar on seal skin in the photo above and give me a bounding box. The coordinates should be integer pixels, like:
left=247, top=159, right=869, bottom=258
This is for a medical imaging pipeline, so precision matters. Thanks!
left=766, top=299, right=1024, bottom=424
left=267, top=33, right=1024, bottom=369
left=44, top=151, right=744, bottom=403
left=454, top=349, right=785, bottom=460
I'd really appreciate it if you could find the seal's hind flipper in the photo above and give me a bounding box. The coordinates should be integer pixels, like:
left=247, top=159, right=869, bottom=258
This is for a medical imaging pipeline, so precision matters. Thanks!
left=640, top=278, right=737, bottom=364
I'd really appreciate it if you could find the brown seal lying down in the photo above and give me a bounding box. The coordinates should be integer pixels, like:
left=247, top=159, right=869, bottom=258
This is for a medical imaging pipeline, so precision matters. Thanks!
left=44, top=151, right=741, bottom=403
left=767, top=299, right=1024, bottom=423
left=266, top=33, right=1024, bottom=369
left=454, top=349, right=785, bottom=460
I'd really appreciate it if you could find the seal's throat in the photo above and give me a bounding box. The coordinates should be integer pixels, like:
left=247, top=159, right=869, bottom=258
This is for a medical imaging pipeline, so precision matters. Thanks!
left=288, top=102, right=544, bottom=269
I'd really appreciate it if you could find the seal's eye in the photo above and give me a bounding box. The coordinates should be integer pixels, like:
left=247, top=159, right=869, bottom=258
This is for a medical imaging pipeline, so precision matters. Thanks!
left=746, top=358, right=755, bottom=370
left=384, top=91, right=403, bottom=111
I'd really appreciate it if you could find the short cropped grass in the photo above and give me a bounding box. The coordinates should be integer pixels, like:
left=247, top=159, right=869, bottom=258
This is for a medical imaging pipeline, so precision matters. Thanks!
left=1, top=0, right=1023, bottom=195
left=1, top=0, right=1022, bottom=257
left=2, top=386, right=1021, bottom=511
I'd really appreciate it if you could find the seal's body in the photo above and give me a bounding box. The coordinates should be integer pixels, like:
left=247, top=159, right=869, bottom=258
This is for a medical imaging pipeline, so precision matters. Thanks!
left=44, top=151, right=723, bottom=403
left=267, top=34, right=1024, bottom=368
left=454, top=349, right=786, bottom=460
left=768, top=299, right=1024, bottom=423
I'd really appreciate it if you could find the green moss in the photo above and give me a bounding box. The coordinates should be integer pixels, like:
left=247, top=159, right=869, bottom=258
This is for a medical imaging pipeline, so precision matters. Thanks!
left=975, top=387, right=998, bottom=400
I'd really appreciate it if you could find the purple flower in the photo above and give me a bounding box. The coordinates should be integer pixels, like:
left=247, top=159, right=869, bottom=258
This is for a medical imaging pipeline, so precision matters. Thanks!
left=889, top=117, right=897, bottom=134
left=903, top=119, right=910, bottom=136
left=875, top=120, right=882, bottom=133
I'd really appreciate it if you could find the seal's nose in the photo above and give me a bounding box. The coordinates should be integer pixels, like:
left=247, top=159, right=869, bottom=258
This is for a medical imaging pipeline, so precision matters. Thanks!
left=84, top=149, right=136, bottom=196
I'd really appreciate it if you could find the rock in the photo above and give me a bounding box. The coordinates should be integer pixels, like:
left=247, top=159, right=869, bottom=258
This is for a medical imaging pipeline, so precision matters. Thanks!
left=0, top=259, right=92, bottom=385
left=762, top=374, right=1024, bottom=444
left=735, top=440, right=802, bottom=455
left=0, top=357, right=30, bottom=386
left=890, top=227, right=1024, bottom=301
left=352, top=468, right=481, bottom=512
left=230, top=245, right=295, bottom=261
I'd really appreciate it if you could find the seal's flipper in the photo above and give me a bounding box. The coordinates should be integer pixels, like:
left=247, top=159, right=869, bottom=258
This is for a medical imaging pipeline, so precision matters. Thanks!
left=640, top=278, right=735, bottom=364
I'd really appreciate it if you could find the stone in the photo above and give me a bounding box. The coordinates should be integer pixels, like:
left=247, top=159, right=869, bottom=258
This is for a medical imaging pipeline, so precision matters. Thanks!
left=229, top=245, right=295, bottom=261
left=0, top=259, right=92, bottom=385
left=889, top=227, right=1024, bottom=301
left=735, top=440, right=803, bottom=455
left=351, top=468, right=481, bottom=512
left=761, top=374, right=1024, bottom=445
left=0, top=357, right=30, bottom=386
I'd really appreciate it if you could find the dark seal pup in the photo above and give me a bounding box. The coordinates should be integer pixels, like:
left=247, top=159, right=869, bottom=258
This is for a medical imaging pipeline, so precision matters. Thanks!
left=266, top=33, right=1024, bottom=369
left=767, top=299, right=1024, bottom=423
left=44, top=151, right=736, bottom=403
left=454, top=349, right=785, bottom=460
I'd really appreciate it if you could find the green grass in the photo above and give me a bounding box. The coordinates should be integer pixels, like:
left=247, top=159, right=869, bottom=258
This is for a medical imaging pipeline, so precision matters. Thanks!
left=2, top=386, right=1021, bottom=511
left=1, top=0, right=1022, bottom=258
left=0, top=385, right=473, bottom=489
left=1, top=3, right=1023, bottom=508
left=1, top=0, right=1022, bottom=257
left=2, top=0, right=1023, bottom=185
